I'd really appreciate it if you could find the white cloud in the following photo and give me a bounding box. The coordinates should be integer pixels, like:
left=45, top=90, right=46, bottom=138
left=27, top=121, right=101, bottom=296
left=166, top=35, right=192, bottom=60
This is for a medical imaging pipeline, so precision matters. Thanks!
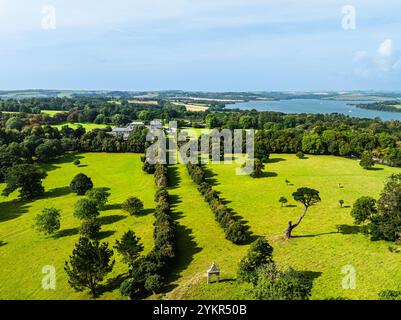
left=378, top=39, right=394, bottom=57
left=353, top=50, right=369, bottom=62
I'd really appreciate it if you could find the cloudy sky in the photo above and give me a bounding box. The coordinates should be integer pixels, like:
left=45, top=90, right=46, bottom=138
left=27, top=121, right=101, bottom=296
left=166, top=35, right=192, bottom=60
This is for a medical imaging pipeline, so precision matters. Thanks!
left=0, top=0, right=400, bottom=91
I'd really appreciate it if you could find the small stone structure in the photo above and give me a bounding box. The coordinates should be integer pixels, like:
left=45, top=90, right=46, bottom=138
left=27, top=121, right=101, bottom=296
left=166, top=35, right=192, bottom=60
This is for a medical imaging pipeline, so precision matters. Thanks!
left=207, top=263, right=220, bottom=284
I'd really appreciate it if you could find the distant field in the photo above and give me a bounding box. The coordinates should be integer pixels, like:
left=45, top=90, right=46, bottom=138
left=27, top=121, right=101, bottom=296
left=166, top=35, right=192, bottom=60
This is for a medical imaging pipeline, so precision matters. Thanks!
left=42, top=110, right=62, bottom=115
left=128, top=100, right=159, bottom=105
left=171, top=102, right=210, bottom=112
left=51, top=122, right=111, bottom=130
left=0, top=153, right=155, bottom=299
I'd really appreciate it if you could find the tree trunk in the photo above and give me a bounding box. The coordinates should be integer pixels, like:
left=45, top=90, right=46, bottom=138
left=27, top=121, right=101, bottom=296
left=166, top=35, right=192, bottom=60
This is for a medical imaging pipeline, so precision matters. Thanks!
left=284, top=207, right=308, bottom=239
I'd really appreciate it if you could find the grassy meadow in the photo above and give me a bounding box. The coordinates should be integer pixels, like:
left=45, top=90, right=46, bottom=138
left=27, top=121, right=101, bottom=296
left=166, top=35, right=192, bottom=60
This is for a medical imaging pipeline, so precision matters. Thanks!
left=164, top=154, right=401, bottom=300
left=50, top=122, right=111, bottom=130
left=0, top=153, right=155, bottom=299
left=1, top=152, right=401, bottom=300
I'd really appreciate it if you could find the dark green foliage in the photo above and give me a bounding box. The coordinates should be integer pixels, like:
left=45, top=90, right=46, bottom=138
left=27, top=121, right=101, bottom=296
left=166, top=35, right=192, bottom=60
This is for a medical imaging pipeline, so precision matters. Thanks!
left=360, top=151, right=375, bottom=169
left=250, top=158, right=265, bottom=178
left=237, top=237, right=274, bottom=284
left=114, top=230, right=144, bottom=265
left=296, top=151, right=305, bottom=159
left=73, top=159, right=80, bottom=166
left=34, top=207, right=61, bottom=235
left=378, top=290, right=401, bottom=300
left=252, top=264, right=312, bottom=300
left=279, top=196, right=288, bottom=207
left=355, top=174, right=401, bottom=242
left=70, top=173, right=93, bottom=195
left=339, top=199, right=344, bottom=208
left=142, top=160, right=156, bottom=174
left=122, top=197, right=144, bottom=215
left=85, top=188, right=110, bottom=210
left=64, top=237, right=115, bottom=297
left=35, top=139, right=64, bottom=162
left=121, top=162, right=174, bottom=299
left=155, top=188, right=169, bottom=203
left=292, top=188, right=321, bottom=208
left=79, top=218, right=101, bottom=239
left=144, top=274, right=164, bottom=294
left=2, top=164, right=47, bottom=200
left=351, top=196, right=377, bottom=225
left=74, top=198, right=99, bottom=220
left=225, top=220, right=249, bottom=244
left=186, top=164, right=205, bottom=184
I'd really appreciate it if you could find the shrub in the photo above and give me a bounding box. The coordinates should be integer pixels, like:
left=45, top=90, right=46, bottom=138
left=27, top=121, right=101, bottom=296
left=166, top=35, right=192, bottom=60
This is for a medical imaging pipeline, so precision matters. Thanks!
left=142, top=160, right=155, bottom=174
left=237, top=237, right=274, bottom=284
left=225, top=220, right=249, bottom=244
left=73, top=159, right=81, bottom=166
left=114, top=230, right=144, bottom=265
left=79, top=218, right=101, bottom=239
left=74, top=198, right=99, bottom=220
left=252, top=264, right=312, bottom=300
left=34, top=207, right=61, bottom=235
left=378, top=290, right=401, bottom=300
left=296, top=151, right=305, bottom=159
left=144, top=274, right=164, bottom=294
left=155, top=188, right=169, bottom=203
left=122, top=197, right=144, bottom=215
left=70, top=173, right=93, bottom=195
left=85, top=188, right=110, bottom=210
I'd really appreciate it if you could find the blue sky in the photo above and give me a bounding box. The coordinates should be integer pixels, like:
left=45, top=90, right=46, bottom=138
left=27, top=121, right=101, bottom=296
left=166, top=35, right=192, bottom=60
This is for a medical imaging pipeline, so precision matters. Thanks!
left=1, top=0, right=401, bottom=91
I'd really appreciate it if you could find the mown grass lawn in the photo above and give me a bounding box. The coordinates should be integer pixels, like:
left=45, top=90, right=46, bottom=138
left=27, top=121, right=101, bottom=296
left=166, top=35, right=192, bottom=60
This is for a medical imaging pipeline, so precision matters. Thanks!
left=0, top=153, right=155, bottom=300
left=165, top=154, right=401, bottom=300
left=2, top=153, right=401, bottom=300
left=51, top=122, right=112, bottom=130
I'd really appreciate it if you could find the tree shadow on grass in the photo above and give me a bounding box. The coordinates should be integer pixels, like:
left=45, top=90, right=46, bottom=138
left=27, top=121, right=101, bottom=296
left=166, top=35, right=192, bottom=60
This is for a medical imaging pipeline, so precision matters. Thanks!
left=44, top=186, right=71, bottom=198
left=259, top=171, right=278, bottom=178
left=0, top=240, right=7, bottom=247
left=97, top=230, right=116, bottom=240
left=163, top=217, right=202, bottom=292
left=367, top=167, right=384, bottom=171
left=203, top=166, right=219, bottom=186
left=167, top=166, right=181, bottom=189
left=292, top=231, right=338, bottom=238
left=298, top=270, right=322, bottom=291
left=41, top=154, right=84, bottom=172
left=135, top=208, right=154, bottom=217
left=99, top=273, right=129, bottom=295
left=53, top=227, right=79, bottom=239
left=0, top=200, right=31, bottom=223
left=336, top=224, right=362, bottom=235
left=98, top=215, right=127, bottom=225
left=267, top=157, right=287, bottom=163
left=103, top=203, right=122, bottom=211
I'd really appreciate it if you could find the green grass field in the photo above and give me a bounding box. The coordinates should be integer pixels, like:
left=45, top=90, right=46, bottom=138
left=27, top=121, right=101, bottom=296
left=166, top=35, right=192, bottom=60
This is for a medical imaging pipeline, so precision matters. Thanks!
left=165, top=154, right=401, bottom=300
left=1, top=153, right=401, bottom=300
left=51, top=122, right=111, bottom=130
left=0, top=153, right=155, bottom=299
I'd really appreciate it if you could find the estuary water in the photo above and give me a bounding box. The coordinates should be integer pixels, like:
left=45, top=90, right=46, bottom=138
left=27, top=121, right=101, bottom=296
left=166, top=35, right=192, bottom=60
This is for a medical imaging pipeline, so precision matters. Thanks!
left=226, top=99, right=401, bottom=121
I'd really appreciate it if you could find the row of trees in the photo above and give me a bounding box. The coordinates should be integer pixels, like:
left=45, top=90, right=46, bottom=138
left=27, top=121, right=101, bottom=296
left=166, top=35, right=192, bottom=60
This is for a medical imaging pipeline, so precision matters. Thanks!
left=186, top=163, right=250, bottom=244
left=120, top=162, right=175, bottom=298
